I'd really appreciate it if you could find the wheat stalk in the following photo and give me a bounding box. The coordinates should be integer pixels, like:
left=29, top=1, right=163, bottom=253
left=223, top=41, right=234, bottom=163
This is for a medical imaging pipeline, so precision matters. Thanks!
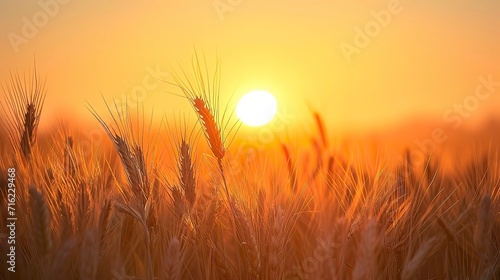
left=99, top=200, right=113, bottom=252
left=193, top=97, right=225, bottom=161
left=313, top=111, right=328, bottom=148
left=114, top=201, right=153, bottom=280
left=212, top=244, right=230, bottom=280
left=88, top=99, right=151, bottom=206
left=162, top=237, right=182, bottom=280
left=29, top=186, right=52, bottom=256
left=64, top=136, right=77, bottom=176
left=79, top=230, right=99, bottom=280
left=269, top=205, right=285, bottom=280
left=179, top=140, right=196, bottom=206
left=1, top=66, right=46, bottom=161
left=171, top=186, right=186, bottom=218
left=115, top=136, right=147, bottom=200
left=169, top=54, right=241, bottom=201
left=401, top=237, right=439, bottom=280
left=474, top=194, right=491, bottom=263
left=352, top=218, right=378, bottom=280
left=202, top=195, right=220, bottom=237
left=50, top=238, right=77, bottom=280
left=230, top=198, right=261, bottom=279
left=191, top=96, right=232, bottom=198
left=282, top=144, right=297, bottom=191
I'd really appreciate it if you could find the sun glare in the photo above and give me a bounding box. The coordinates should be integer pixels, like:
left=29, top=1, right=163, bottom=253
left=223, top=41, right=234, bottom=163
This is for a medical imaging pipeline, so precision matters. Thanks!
left=236, top=90, right=277, bottom=127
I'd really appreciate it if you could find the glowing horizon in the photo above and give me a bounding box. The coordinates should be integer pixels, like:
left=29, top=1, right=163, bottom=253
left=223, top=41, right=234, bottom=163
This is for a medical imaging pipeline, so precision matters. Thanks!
left=1, top=0, right=499, bottom=133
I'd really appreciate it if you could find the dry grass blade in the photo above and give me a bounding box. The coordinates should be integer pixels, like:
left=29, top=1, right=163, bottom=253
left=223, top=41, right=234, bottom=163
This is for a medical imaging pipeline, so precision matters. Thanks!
left=1, top=66, right=46, bottom=160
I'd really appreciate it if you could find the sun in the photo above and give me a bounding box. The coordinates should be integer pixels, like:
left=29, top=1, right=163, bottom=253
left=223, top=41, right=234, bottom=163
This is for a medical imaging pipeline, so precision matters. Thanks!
left=236, top=90, right=277, bottom=127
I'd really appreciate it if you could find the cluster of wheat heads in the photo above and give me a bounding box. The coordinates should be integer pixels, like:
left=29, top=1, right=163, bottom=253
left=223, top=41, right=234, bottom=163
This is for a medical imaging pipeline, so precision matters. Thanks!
left=1, top=62, right=500, bottom=280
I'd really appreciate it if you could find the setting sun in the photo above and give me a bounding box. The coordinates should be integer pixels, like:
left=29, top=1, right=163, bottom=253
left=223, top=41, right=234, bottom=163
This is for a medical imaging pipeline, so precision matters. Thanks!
left=236, top=90, right=277, bottom=127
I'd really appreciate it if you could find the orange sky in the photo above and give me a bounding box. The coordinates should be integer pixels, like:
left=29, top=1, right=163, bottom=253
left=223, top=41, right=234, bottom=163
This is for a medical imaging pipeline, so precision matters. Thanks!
left=1, top=0, right=499, bottom=133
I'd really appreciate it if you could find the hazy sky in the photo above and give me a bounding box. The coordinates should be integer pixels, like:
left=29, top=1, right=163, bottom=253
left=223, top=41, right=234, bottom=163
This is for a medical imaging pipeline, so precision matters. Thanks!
left=1, top=0, right=499, bottom=132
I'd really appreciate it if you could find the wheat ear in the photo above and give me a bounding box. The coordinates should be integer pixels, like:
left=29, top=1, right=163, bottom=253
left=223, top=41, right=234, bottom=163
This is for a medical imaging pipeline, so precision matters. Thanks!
left=230, top=198, right=261, bottom=279
left=99, top=200, right=113, bottom=251
left=1, top=67, right=46, bottom=161
left=179, top=140, right=196, bottom=206
left=213, top=244, right=230, bottom=280
left=162, top=237, right=182, bottom=280
left=64, top=136, right=77, bottom=176
left=29, top=186, right=52, bottom=256
left=193, top=97, right=225, bottom=160
left=282, top=144, right=297, bottom=191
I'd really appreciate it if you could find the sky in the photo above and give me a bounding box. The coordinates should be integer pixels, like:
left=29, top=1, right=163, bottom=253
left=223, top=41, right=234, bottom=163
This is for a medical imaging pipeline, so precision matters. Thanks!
left=0, top=0, right=499, bottom=134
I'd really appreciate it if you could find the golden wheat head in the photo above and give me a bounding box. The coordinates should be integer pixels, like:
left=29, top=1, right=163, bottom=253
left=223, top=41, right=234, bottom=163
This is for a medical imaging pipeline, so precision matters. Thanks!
left=1, top=66, right=46, bottom=160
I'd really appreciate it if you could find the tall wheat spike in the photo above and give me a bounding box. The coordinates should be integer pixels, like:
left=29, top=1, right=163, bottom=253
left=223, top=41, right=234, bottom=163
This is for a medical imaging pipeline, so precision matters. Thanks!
left=99, top=200, right=113, bottom=251
left=115, top=136, right=146, bottom=199
left=89, top=103, right=150, bottom=204
left=64, top=136, right=77, bottom=176
left=1, top=66, right=46, bottom=160
left=179, top=140, right=196, bottom=206
left=170, top=53, right=241, bottom=199
left=193, top=97, right=225, bottom=160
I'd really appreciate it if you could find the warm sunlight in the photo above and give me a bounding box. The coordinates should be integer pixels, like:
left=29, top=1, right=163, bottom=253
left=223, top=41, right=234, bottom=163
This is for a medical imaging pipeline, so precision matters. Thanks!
left=3, top=2, right=500, bottom=279
left=236, top=90, right=277, bottom=127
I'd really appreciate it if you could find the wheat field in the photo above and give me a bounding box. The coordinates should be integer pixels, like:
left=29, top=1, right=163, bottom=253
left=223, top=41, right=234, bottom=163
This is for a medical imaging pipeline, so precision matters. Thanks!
left=0, top=64, right=499, bottom=280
